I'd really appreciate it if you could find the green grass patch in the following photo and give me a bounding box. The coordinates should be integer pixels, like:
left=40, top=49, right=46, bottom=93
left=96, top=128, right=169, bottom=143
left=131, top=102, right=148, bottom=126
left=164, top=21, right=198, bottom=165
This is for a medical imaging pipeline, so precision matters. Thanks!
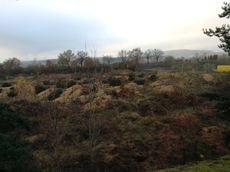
left=156, top=156, right=230, bottom=172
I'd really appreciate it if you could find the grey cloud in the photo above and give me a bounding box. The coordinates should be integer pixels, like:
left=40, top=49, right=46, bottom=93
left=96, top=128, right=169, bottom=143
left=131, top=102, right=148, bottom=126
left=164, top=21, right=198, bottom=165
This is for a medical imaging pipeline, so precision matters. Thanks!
left=0, top=5, right=117, bottom=55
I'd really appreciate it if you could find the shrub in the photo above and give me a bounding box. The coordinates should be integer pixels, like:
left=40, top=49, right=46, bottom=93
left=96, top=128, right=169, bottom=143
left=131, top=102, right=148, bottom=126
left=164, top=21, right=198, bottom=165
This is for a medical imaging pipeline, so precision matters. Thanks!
left=107, top=99, right=136, bottom=112
left=138, top=99, right=154, bottom=116
left=0, top=102, right=36, bottom=171
left=48, top=88, right=63, bottom=101
left=120, top=112, right=141, bottom=121
left=215, top=73, right=230, bottom=95
left=2, top=82, right=11, bottom=87
left=56, top=80, right=66, bottom=88
left=43, top=80, right=51, bottom=85
left=14, top=76, right=35, bottom=100
left=74, top=76, right=81, bottom=81
left=0, top=88, right=2, bottom=93
left=105, top=89, right=117, bottom=97
left=0, top=102, right=27, bottom=133
left=0, top=75, right=6, bottom=81
left=35, top=84, right=46, bottom=94
left=128, top=73, right=135, bottom=81
left=102, top=79, right=109, bottom=84
left=137, top=73, right=144, bottom=78
left=224, top=129, right=230, bottom=146
left=134, top=79, right=145, bottom=85
left=7, top=87, right=17, bottom=97
left=108, top=77, right=122, bottom=86
left=82, top=79, right=90, bottom=84
left=200, top=92, right=228, bottom=101
left=149, top=74, right=157, bottom=81
left=0, top=134, right=35, bottom=172
left=216, top=99, right=230, bottom=121
left=67, top=80, right=76, bottom=88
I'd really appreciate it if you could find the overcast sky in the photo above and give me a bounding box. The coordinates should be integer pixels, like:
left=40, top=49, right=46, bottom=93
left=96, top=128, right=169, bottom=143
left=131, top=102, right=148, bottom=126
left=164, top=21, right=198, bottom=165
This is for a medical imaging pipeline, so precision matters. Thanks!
left=0, top=0, right=227, bottom=61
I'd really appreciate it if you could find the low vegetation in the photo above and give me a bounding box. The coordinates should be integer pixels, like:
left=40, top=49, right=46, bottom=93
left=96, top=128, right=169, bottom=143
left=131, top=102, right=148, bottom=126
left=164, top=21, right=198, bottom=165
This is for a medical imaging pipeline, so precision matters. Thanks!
left=157, top=155, right=230, bottom=172
left=0, top=102, right=36, bottom=172
left=0, top=69, right=229, bottom=172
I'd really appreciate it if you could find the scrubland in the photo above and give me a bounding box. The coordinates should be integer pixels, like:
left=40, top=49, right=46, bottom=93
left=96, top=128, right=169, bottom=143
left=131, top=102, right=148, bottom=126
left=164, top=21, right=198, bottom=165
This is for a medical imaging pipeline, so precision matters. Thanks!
left=0, top=70, right=229, bottom=172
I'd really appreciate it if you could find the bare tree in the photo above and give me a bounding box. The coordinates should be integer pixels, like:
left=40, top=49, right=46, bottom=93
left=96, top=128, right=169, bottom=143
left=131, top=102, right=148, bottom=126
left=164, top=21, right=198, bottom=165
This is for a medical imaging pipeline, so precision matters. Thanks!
left=3, top=57, right=22, bottom=76
left=164, top=55, right=175, bottom=63
left=143, top=49, right=155, bottom=64
left=127, top=48, right=143, bottom=70
left=46, top=60, right=57, bottom=73
left=70, top=59, right=79, bottom=73
left=85, top=65, right=102, bottom=172
left=77, top=50, right=88, bottom=68
left=152, top=49, right=164, bottom=62
left=102, top=55, right=113, bottom=65
left=128, top=48, right=143, bottom=63
left=3, top=57, right=21, bottom=71
left=46, top=102, right=64, bottom=172
left=118, top=50, right=128, bottom=63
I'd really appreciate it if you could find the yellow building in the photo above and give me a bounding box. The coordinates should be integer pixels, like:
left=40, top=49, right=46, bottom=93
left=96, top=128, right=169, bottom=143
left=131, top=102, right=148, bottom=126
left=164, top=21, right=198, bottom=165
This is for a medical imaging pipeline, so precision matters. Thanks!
left=217, top=65, right=230, bottom=72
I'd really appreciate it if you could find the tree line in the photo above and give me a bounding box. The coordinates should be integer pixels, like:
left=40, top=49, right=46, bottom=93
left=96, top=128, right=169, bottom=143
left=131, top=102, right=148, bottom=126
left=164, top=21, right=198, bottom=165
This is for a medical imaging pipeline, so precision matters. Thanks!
left=0, top=48, right=165, bottom=75
left=0, top=49, right=229, bottom=76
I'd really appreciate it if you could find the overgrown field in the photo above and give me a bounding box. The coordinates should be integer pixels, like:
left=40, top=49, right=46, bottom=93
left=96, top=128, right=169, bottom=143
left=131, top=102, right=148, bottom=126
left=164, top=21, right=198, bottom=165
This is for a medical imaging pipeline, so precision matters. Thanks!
left=0, top=70, right=229, bottom=172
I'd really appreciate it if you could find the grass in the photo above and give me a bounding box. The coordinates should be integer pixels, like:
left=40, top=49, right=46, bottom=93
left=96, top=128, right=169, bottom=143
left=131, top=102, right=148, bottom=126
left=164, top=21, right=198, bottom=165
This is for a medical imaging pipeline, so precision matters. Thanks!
left=156, top=156, right=230, bottom=172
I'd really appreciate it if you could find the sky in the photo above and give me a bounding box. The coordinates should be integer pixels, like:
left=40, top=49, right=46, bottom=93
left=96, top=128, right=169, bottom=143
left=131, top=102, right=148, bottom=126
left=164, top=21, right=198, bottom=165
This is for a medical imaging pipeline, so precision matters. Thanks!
left=0, top=0, right=227, bottom=61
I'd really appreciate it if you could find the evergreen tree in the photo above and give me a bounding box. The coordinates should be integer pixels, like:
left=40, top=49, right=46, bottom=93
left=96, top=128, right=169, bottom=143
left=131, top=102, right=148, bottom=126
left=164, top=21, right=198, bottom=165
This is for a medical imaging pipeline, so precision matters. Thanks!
left=204, top=2, right=230, bottom=55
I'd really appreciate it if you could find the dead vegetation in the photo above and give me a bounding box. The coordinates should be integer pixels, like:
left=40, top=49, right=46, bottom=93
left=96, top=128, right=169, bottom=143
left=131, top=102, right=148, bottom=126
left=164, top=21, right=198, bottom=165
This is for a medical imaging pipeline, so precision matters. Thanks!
left=0, top=70, right=229, bottom=172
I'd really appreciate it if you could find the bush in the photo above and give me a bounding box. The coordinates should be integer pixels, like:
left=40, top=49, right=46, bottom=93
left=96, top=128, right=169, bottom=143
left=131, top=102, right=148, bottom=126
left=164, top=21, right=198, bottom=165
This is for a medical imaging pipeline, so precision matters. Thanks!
left=138, top=99, right=154, bottom=116
left=0, top=102, right=27, bottom=133
left=7, top=87, right=17, bottom=97
left=48, top=88, right=63, bottom=101
left=128, top=73, right=135, bottom=81
left=102, top=79, right=109, bottom=84
left=134, top=79, right=145, bottom=85
left=108, top=77, right=122, bottom=86
left=2, top=82, right=11, bottom=87
left=149, top=74, right=157, bottom=81
left=67, top=80, right=76, bottom=88
left=56, top=80, right=66, bottom=88
left=200, top=92, right=228, bottom=101
left=0, top=102, right=36, bottom=171
left=137, top=73, right=144, bottom=78
left=224, top=129, right=230, bottom=146
left=0, top=88, right=2, bottom=93
left=43, top=80, right=51, bottom=85
left=216, top=99, right=230, bottom=121
left=0, top=75, right=6, bottom=81
left=0, top=134, right=35, bottom=172
left=35, top=84, right=46, bottom=94
left=82, top=79, right=90, bottom=84
left=105, top=89, right=117, bottom=97
left=74, top=76, right=81, bottom=81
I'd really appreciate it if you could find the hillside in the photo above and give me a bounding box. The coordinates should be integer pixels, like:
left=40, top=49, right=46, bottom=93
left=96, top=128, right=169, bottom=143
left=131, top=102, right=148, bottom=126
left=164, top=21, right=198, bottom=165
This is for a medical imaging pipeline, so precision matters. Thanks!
left=164, top=49, right=225, bottom=58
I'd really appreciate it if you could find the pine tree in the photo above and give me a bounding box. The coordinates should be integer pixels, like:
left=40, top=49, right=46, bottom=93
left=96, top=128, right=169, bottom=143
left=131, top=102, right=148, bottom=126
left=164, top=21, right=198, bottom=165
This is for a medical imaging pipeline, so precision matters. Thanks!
left=203, top=2, right=230, bottom=55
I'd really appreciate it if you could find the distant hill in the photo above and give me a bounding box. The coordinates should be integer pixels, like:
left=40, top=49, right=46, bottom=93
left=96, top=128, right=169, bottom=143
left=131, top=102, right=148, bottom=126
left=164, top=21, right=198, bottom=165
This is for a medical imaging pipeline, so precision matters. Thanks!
left=21, top=59, right=57, bottom=67
left=164, top=49, right=225, bottom=58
